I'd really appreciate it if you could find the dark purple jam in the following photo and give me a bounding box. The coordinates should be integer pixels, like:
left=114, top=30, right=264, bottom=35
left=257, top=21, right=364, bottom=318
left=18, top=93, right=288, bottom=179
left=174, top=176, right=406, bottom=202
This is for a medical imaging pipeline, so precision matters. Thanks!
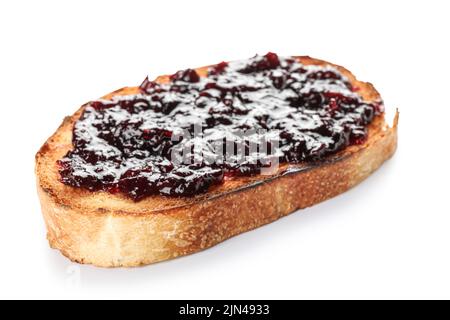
left=58, top=53, right=383, bottom=200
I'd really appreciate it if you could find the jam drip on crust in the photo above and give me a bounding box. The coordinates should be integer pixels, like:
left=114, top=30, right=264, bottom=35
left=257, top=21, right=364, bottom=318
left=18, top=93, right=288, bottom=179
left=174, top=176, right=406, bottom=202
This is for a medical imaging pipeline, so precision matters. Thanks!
left=58, top=53, right=383, bottom=200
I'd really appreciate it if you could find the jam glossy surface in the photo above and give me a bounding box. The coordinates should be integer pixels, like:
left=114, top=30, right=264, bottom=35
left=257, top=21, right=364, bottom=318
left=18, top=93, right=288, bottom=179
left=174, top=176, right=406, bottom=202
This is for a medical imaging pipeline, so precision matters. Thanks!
left=58, top=53, right=383, bottom=200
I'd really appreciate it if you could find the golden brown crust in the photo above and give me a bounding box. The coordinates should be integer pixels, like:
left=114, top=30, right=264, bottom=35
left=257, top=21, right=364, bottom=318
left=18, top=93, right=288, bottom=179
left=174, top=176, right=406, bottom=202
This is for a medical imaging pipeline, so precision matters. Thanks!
left=35, top=56, right=398, bottom=267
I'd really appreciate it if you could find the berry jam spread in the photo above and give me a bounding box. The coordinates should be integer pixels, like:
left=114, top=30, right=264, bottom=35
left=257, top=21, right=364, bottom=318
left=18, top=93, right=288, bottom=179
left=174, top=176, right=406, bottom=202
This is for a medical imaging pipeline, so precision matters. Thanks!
left=58, top=53, right=383, bottom=200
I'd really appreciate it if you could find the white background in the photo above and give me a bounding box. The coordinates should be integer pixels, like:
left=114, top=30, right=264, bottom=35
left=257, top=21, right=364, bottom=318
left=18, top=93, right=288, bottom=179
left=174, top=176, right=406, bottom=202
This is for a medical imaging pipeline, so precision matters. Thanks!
left=0, top=0, right=449, bottom=300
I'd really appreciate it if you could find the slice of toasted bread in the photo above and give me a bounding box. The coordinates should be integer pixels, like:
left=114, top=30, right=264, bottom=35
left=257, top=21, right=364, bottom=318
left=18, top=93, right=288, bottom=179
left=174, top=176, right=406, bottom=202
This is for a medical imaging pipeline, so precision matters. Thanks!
left=35, top=56, right=398, bottom=267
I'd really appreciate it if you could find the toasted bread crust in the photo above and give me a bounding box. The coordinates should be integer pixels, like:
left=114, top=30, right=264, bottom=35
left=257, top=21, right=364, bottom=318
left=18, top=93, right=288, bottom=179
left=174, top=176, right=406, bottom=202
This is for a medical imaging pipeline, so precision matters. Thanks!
left=36, top=57, right=398, bottom=267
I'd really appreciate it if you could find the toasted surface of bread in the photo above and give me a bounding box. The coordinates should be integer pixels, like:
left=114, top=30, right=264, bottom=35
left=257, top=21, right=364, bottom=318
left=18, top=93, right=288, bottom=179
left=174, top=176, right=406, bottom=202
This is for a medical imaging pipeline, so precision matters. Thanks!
left=36, top=56, right=398, bottom=267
